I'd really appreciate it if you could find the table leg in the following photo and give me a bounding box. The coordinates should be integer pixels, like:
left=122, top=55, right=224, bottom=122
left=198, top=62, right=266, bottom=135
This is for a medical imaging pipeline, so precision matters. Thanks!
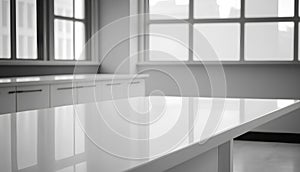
left=218, top=140, right=233, bottom=172
left=155, top=140, right=233, bottom=172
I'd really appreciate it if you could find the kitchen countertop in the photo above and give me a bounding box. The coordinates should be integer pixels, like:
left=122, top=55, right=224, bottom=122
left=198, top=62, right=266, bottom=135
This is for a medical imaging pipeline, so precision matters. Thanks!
left=0, top=96, right=299, bottom=172
left=0, top=74, right=149, bottom=87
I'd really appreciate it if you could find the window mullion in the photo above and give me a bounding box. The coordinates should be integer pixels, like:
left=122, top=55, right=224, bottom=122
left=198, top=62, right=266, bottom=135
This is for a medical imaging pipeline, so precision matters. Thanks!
left=87, top=0, right=92, bottom=61
left=73, top=0, right=75, bottom=60
left=240, top=0, right=245, bottom=62
left=188, top=0, right=193, bottom=62
left=48, top=0, right=55, bottom=61
left=144, top=0, right=150, bottom=62
left=294, top=0, right=298, bottom=62
left=37, top=0, right=46, bottom=60
left=11, top=0, right=17, bottom=60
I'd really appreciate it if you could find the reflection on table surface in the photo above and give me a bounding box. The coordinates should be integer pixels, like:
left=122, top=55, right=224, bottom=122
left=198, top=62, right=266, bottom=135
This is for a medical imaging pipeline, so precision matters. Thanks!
left=0, top=96, right=297, bottom=172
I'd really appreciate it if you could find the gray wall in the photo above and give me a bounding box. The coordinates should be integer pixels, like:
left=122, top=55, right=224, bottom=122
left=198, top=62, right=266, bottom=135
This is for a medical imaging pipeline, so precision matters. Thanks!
left=138, top=64, right=300, bottom=99
left=98, top=0, right=131, bottom=74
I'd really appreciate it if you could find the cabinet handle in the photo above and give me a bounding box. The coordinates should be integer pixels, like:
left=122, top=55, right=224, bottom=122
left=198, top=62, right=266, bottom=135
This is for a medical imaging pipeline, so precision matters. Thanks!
left=8, top=91, right=17, bottom=94
left=130, top=81, right=140, bottom=85
left=57, top=85, right=96, bottom=90
left=78, top=85, right=96, bottom=89
left=57, top=87, right=76, bottom=90
left=106, top=83, right=122, bottom=86
left=16, top=89, right=42, bottom=93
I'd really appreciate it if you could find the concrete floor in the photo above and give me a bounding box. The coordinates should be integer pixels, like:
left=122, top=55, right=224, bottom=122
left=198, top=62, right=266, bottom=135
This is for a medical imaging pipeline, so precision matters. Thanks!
left=234, top=141, right=300, bottom=172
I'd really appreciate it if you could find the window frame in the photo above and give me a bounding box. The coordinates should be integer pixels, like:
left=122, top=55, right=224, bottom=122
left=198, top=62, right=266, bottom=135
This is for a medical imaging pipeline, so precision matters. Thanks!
left=0, top=0, right=94, bottom=63
left=144, top=0, right=300, bottom=63
left=50, top=0, right=92, bottom=61
left=0, top=0, right=42, bottom=61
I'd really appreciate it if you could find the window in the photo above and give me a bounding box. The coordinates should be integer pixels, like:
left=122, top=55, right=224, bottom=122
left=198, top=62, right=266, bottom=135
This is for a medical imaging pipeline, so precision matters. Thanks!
left=146, top=0, right=298, bottom=62
left=149, top=24, right=189, bottom=61
left=0, top=0, right=38, bottom=60
left=245, top=22, right=294, bottom=61
left=149, top=0, right=189, bottom=19
left=54, top=0, right=87, bottom=60
left=0, top=0, right=10, bottom=59
left=16, top=0, right=38, bottom=59
left=194, top=0, right=240, bottom=18
left=0, top=0, right=92, bottom=63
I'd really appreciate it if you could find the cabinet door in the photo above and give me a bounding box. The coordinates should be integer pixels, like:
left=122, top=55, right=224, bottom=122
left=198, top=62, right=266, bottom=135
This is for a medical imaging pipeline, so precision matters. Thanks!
left=17, top=85, right=50, bottom=112
left=77, top=82, right=97, bottom=104
left=51, top=83, right=77, bottom=107
left=126, top=79, right=145, bottom=98
left=0, top=87, right=16, bottom=114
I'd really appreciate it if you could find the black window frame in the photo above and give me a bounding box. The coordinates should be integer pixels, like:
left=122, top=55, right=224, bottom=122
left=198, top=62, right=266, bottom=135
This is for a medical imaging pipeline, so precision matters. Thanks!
left=145, top=0, right=300, bottom=63
left=2, top=0, right=42, bottom=61
left=49, top=0, right=92, bottom=61
left=0, top=0, right=92, bottom=62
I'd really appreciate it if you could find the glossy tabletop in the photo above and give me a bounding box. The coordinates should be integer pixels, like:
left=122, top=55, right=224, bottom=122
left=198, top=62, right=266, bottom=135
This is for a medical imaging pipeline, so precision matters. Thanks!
left=0, top=96, right=299, bottom=172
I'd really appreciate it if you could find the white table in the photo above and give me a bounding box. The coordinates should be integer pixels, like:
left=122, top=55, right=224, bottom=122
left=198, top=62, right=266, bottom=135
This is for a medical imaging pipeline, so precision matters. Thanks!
left=0, top=96, right=299, bottom=172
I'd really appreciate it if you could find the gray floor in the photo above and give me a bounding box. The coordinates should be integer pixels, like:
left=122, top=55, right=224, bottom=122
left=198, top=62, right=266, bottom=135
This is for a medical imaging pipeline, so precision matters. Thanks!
left=234, top=141, right=300, bottom=172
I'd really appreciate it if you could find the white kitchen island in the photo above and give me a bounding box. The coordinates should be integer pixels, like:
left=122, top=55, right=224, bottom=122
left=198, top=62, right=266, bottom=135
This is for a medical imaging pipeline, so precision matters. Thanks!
left=0, top=96, right=299, bottom=172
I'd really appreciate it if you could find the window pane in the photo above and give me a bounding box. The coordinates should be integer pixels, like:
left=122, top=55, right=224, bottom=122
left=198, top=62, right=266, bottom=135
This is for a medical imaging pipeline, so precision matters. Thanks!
left=16, top=0, right=37, bottom=59
left=245, top=22, right=294, bottom=61
left=54, top=20, right=74, bottom=60
left=245, top=0, right=294, bottom=17
left=149, top=0, right=189, bottom=19
left=193, top=23, right=240, bottom=61
left=0, top=0, right=10, bottom=59
left=75, top=22, right=86, bottom=60
left=194, top=0, right=240, bottom=18
left=54, top=0, right=73, bottom=17
left=149, top=24, right=188, bottom=61
left=75, top=0, right=85, bottom=19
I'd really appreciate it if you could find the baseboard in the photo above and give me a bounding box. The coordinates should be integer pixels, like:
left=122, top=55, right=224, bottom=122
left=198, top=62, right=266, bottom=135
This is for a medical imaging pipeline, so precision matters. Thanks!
left=235, top=132, right=300, bottom=144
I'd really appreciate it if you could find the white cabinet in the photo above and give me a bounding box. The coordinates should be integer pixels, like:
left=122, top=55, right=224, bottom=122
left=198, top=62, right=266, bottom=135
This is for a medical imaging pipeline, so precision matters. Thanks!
left=77, top=82, right=97, bottom=104
left=51, top=82, right=97, bottom=106
left=0, top=75, right=147, bottom=112
left=0, top=87, right=16, bottom=114
left=16, top=85, right=50, bottom=112
left=50, top=83, right=77, bottom=107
